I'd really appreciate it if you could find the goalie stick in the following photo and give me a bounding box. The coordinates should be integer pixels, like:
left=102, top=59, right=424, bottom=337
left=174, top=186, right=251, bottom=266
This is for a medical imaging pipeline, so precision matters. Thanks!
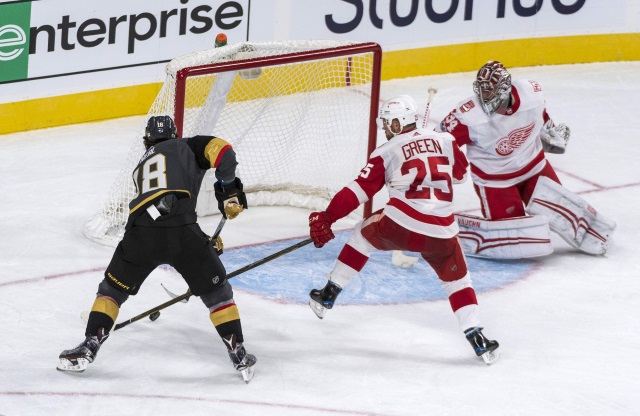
left=111, top=237, right=313, bottom=331
left=391, top=87, right=438, bottom=268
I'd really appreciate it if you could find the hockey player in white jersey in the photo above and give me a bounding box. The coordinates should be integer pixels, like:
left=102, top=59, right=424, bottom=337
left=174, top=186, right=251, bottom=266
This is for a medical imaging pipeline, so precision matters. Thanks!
left=307, top=95, right=499, bottom=364
left=439, top=61, right=615, bottom=259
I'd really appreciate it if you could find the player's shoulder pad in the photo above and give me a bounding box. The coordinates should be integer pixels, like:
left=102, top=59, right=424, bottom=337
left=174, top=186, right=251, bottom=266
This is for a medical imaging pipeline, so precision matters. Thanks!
left=516, top=78, right=543, bottom=93
left=448, top=96, right=484, bottom=125
left=449, top=95, right=482, bottom=122
left=431, top=129, right=456, bottom=140
left=369, top=139, right=390, bottom=158
left=457, top=98, right=478, bottom=114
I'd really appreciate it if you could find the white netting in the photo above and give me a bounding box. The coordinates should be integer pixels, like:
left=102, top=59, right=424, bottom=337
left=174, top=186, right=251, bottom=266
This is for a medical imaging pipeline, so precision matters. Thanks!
left=84, top=40, right=380, bottom=246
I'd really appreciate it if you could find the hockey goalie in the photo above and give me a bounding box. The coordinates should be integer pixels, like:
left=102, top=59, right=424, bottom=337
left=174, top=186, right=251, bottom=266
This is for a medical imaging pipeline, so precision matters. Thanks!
left=438, top=61, right=615, bottom=260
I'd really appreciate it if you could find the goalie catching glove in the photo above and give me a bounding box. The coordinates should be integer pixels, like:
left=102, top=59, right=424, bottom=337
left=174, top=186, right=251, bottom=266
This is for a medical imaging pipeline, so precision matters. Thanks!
left=214, top=177, right=248, bottom=220
left=309, top=211, right=335, bottom=248
left=540, top=120, right=570, bottom=154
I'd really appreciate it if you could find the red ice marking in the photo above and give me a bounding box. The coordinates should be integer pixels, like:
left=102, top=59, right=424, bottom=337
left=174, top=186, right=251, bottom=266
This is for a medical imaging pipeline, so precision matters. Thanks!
left=0, top=391, right=387, bottom=416
left=554, top=167, right=606, bottom=189
left=0, top=232, right=326, bottom=291
left=577, top=181, right=640, bottom=195
left=0, top=267, right=104, bottom=288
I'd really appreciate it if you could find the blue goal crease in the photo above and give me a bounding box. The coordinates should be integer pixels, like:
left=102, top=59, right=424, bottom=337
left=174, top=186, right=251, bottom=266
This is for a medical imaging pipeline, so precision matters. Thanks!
left=217, top=231, right=536, bottom=305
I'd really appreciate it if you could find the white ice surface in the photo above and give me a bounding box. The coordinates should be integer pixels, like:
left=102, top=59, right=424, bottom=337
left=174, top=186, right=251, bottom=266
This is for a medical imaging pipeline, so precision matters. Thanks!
left=1, top=62, right=639, bottom=416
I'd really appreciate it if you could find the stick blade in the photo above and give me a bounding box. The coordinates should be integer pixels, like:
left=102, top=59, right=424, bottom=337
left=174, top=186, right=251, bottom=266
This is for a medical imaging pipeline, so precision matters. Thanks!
left=391, top=250, right=420, bottom=268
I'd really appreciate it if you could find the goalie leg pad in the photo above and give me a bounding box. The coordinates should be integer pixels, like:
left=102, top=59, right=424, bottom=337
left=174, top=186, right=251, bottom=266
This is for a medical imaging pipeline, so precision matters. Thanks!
left=456, top=214, right=553, bottom=259
left=525, top=177, right=616, bottom=255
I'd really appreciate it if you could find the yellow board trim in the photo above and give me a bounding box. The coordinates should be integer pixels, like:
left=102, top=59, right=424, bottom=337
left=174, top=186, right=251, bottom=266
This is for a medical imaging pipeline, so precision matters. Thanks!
left=1, top=33, right=638, bottom=135
left=210, top=304, right=240, bottom=327
left=381, top=33, right=640, bottom=80
left=92, top=297, right=120, bottom=322
left=0, top=83, right=161, bottom=135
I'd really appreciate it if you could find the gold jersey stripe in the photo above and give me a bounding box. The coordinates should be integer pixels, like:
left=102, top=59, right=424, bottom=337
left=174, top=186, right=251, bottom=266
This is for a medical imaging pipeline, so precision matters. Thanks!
left=92, top=297, right=120, bottom=321
left=204, top=138, right=232, bottom=168
left=129, top=189, right=191, bottom=215
left=210, top=304, right=240, bottom=327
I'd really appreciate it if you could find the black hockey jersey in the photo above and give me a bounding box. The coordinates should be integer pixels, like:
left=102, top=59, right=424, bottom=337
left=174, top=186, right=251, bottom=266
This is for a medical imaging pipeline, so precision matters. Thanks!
left=126, top=136, right=237, bottom=229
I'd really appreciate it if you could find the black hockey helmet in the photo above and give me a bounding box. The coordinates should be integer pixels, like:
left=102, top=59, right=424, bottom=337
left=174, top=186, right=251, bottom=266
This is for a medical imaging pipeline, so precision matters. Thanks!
left=144, top=115, right=177, bottom=149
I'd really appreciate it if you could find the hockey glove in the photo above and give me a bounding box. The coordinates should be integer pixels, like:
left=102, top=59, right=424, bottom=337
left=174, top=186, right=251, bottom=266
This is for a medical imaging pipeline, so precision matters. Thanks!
left=214, top=178, right=248, bottom=220
left=540, top=120, right=570, bottom=154
left=211, top=235, right=224, bottom=256
left=309, top=211, right=335, bottom=248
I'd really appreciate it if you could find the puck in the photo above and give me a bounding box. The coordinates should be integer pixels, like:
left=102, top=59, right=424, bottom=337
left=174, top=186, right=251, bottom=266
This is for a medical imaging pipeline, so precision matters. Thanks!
left=149, top=311, right=161, bottom=321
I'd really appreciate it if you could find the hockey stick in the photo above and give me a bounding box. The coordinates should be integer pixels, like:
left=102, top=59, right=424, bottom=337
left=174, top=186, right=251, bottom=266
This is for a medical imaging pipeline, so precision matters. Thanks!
left=391, top=250, right=420, bottom=268
left=421, top=87, right=438, bottom=129
left=212, top=216, right=227, bottom=239
left=81, top=216, right=228, bottom=323
left=391, top=87, right=438, bottom=268
left=147, top=216, right=227, bottom=320
left=159, top=216, right=227, bottom=306
left=112, top=237, right=313, bottom=331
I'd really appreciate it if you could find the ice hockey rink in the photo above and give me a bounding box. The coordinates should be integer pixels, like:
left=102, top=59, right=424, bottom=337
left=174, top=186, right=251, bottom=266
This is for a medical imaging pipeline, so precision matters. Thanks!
left=1, top=61, right=639, bottom=416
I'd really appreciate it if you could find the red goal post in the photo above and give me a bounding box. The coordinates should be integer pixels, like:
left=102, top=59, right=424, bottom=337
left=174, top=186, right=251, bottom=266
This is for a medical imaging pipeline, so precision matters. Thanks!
left=83, top=40, right=382, bottom=246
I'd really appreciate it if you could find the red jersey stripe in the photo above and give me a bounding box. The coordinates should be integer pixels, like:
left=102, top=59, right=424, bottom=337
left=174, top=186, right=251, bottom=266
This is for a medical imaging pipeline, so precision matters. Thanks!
left=470, top=150, right=545, bottom=181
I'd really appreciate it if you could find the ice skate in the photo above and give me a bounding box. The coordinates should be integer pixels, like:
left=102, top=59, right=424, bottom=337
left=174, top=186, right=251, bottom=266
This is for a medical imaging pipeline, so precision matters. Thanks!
left=57, top=328, right=108, bottom=372
left=57, top=338, right=101, bottom=372
left=223, top=334, right=256, bottom=383
left=309, top=281, right=342, bottom=319
left=464, top=327, right=500, bottom=365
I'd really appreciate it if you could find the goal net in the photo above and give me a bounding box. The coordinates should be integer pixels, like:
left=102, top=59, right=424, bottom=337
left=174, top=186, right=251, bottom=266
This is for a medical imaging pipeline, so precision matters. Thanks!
left=83, top=40, right=382, bottom=246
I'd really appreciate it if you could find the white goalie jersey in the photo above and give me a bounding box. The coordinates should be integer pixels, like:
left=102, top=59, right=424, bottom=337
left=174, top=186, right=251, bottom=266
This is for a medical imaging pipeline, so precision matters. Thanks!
left=440, top=79, right=550, bottom=188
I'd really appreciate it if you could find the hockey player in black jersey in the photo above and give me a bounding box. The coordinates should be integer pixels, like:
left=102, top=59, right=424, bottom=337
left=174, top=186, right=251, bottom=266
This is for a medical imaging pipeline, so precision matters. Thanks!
left=57, top=116, right=256, bottom=383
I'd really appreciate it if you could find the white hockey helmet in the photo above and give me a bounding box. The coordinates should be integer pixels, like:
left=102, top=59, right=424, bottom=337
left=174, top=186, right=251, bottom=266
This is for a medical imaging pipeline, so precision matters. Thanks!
left=378, top=95, right=418, bottom=136
left=473, top=60, right=512, bottom=115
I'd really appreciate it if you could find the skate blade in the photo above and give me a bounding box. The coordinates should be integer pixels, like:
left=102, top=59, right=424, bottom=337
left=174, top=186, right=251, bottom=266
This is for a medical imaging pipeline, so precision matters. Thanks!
left=308, top=299, right=327, bottom=319
left=240, top=366, right=255, bottom=383
left=56, top=358, right=89, bottom=372
left=481, top=349, right=500, bottom=365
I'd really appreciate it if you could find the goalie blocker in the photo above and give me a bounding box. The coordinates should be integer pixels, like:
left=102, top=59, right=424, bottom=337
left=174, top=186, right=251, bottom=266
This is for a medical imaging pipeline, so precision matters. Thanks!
left=525, top=176, right=616, bottom=255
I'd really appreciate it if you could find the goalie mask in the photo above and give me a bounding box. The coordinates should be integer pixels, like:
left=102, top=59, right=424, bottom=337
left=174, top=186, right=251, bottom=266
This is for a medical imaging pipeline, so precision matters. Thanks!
left=473, top=61, right=512, bottom=115
left=378, top=95, right=418, bottom=138
left=144, top=115, right=177, bottom=149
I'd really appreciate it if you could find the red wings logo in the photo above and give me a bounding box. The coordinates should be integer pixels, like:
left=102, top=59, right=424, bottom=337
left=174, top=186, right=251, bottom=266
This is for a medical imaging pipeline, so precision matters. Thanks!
left=495, top=122, right=536, bottom=156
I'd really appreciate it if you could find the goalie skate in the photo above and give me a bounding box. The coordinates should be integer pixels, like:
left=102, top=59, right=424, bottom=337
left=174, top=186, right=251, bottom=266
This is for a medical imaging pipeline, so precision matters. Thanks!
left=464, top=327, right=500, bottom=365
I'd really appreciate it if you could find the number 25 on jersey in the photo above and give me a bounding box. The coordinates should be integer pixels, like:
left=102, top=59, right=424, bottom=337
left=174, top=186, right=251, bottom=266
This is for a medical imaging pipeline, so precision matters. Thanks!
left=402, top=156, right=452, bottom=202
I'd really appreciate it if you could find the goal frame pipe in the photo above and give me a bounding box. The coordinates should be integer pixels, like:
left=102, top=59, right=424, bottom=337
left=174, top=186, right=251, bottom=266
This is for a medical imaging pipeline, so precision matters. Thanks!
left=174, top=42, right=382, bottom=217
